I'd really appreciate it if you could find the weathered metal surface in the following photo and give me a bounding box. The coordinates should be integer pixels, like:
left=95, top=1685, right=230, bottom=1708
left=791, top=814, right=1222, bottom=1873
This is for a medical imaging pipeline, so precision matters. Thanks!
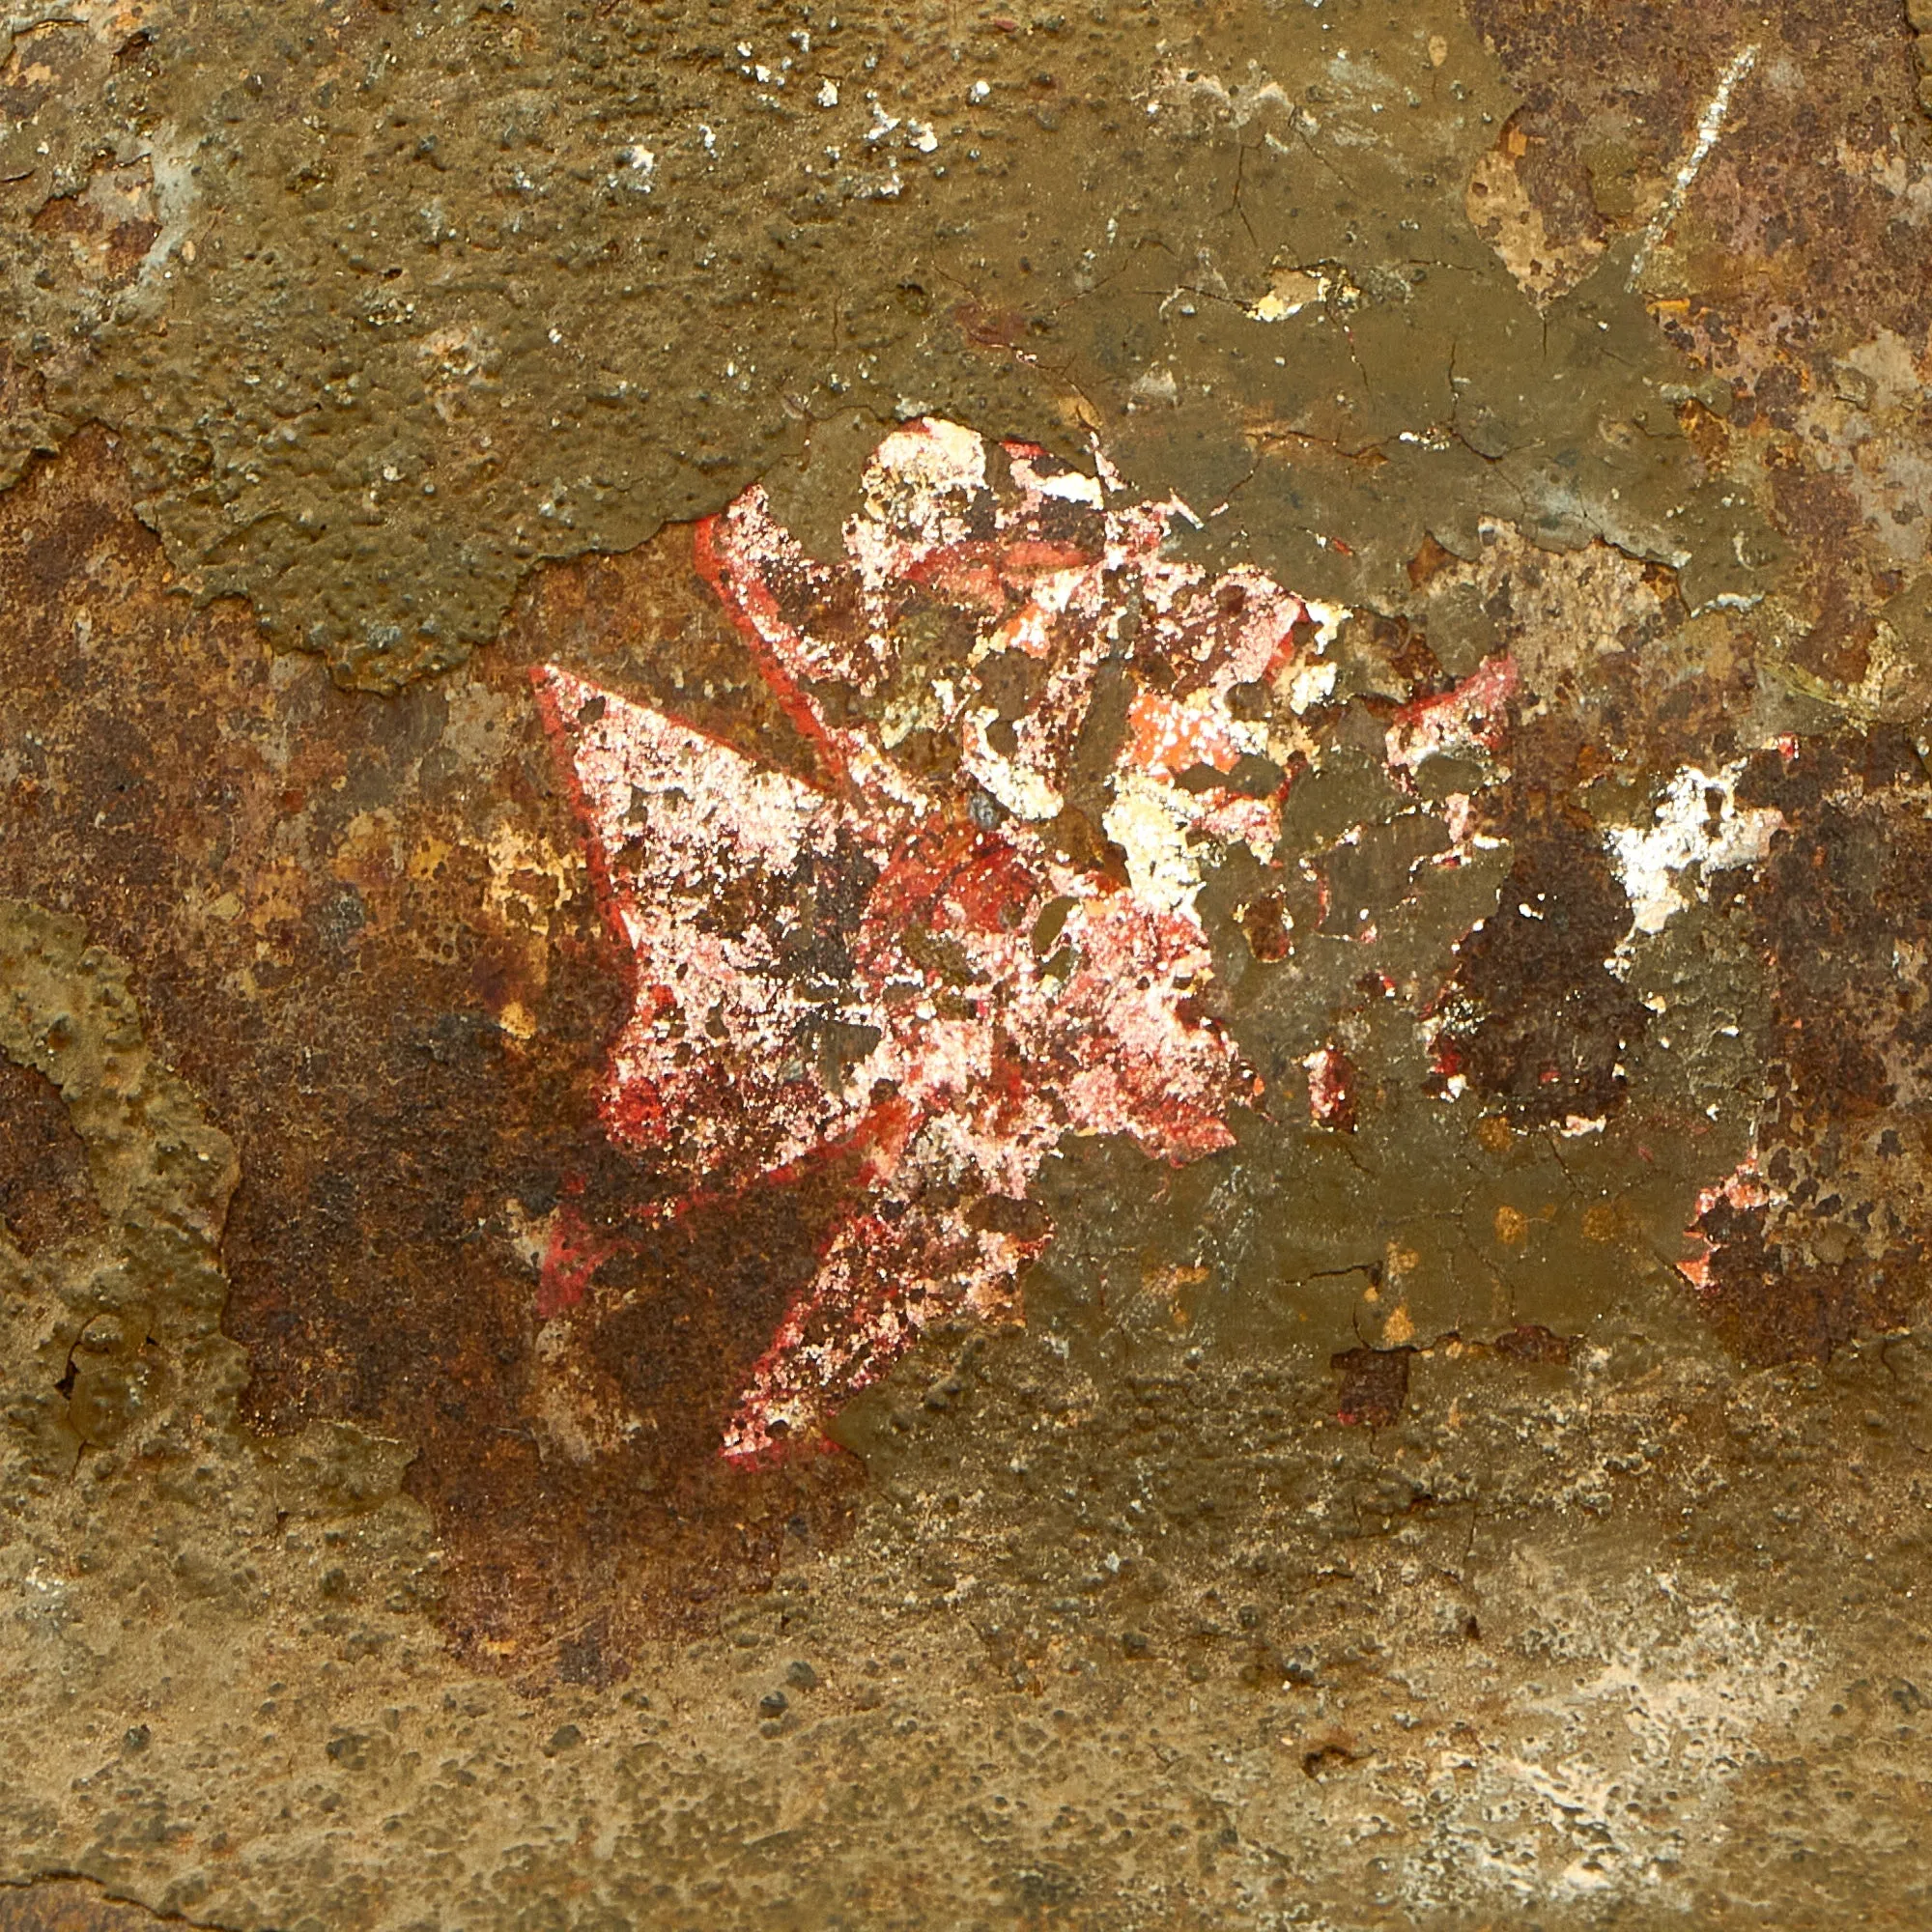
left=6, top=2, right=1932, bottom=1928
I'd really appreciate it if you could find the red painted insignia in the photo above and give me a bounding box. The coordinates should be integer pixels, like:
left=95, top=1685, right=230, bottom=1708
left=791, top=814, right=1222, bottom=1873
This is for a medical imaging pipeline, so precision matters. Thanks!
left=534, top=419, right=1342, bottom=1463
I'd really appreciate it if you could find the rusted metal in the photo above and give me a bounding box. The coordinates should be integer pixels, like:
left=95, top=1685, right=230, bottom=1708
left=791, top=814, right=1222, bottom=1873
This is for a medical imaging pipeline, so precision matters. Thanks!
left=7, top=2, right=1932, bottom=1925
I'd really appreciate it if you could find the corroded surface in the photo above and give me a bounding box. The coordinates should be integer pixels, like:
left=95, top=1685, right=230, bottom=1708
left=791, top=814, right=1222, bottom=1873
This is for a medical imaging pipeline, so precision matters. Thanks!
left=6, top=2, right=1932, bottom=1928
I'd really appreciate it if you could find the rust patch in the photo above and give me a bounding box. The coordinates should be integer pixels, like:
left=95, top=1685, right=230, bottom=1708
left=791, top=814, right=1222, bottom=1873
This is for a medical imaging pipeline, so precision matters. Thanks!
left=1686, top=733, right=1932, bottom=1360
left=28, top=157, right=160, bottom=290
left=1464, top=107, right=1607, bottom=306
left=1473, top=0, right=1932, bottom=711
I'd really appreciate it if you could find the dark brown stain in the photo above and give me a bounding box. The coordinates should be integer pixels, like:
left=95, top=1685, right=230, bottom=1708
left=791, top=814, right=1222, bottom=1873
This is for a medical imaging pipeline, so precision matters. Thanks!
left=0, top=1057, right=100, bottom=1255
left=0, top=431, right=863, bottom=1670
left=0, top=1882, right=192, bottom=1932
left=1363, top=609, right=1448, bottom=698
left=1430, top=773, right=1648, bottom=1128
left=1492, top=1323, right=1574, bottom=1366
left=1331, top=1345, right=1410, bottom=1428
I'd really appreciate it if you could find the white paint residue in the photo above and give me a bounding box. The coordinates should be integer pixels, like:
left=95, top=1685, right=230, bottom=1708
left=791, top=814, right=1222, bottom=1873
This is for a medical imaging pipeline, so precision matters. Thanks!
left=131, top=125, right=202, bottom=297
left=1629, top=43, right=1758, bottom=287
left=550, top=666, right=832, bottom=876
left=1287, top=658, right=1337, bottom=714
left=1104, top=771, right=1202, bottom=915
left=1248, top=266, right=1332, bottom=323
left=960, top=708, right=1065, bottom=822
left=1299, top=597, right=1350, bottom=650
left=862, top=418, right=987, bottom=523
left=1129, top=366, right=1180, bottom=408
left=1605, top=760, right=1781, bottom=940
left=1007, top=457, right=1105, bottom=508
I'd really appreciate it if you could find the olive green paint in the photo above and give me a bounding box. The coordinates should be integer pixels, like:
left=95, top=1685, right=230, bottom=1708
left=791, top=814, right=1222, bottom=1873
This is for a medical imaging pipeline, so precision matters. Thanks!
left=5, top=0, right=1772, bottom=687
